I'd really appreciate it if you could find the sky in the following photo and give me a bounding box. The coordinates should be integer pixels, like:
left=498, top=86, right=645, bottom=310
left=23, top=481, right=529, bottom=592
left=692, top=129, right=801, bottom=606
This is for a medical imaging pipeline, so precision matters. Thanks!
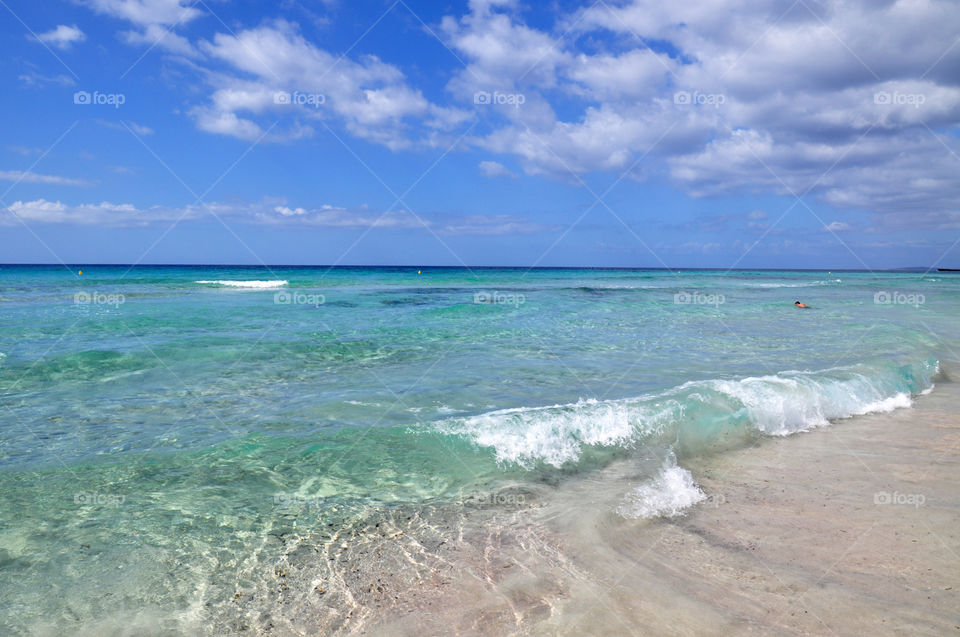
left=1, top=0, right=959, bottom=268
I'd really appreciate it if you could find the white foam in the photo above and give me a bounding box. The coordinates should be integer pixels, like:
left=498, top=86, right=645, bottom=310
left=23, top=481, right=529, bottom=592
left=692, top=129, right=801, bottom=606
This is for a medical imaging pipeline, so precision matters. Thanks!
left=708, top=372, right=920, bottom=436
left=854, top=392, right=912, bottom=414
left=617, top=464, right=706, bottom=519
left=743, top=279, right=840, bottom=288
left=437, top=398, right=641, bottom=468
left=195, top=280, right=288, bottom=288
left=436, top=360, right=937, bottom=468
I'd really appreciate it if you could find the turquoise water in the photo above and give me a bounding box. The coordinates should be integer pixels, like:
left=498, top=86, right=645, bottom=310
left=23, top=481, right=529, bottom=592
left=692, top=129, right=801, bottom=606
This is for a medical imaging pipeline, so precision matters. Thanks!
left=0, top=266, right=956, bottom=633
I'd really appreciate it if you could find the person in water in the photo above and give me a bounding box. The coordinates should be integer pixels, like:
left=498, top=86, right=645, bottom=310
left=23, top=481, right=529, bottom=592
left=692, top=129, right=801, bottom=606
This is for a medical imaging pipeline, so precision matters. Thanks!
left=795, top=301, right=809, bottom=308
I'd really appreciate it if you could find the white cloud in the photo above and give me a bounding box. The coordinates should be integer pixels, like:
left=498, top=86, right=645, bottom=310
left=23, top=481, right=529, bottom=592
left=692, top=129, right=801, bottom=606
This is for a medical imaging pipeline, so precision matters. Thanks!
left=86, top=0, right=202, bottom=57
left=436, top=213, right=559, bottom=235
left=264, top=205, right=424, bottom=228
left=0, top=170, right=91, bottom=186
left=1, top=198, right=550, bottom=234
left=121, top=23, right=198, bottom=57
left=18, top=71, right=75, bottom=87
left=69, top=0, right=960, bottom=227
left=4, top=199, right=136, bottom=224
left=191, top=20, right=469, bottom=148
left=85, top=0, right=201, bottom=26
left=128, top=122, right=154, bottom=136
left=32, top=25, right=86, bottom=49
left=437, top=0, right=960, bottom=220
left=478, top=160, right=516, bottom=178
left=567, top=50, right=673, bottom=100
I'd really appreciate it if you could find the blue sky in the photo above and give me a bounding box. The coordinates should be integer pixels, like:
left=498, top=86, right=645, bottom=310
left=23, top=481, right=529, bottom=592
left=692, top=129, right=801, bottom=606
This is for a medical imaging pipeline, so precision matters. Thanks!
left=1, top=0, right=959, bottom=268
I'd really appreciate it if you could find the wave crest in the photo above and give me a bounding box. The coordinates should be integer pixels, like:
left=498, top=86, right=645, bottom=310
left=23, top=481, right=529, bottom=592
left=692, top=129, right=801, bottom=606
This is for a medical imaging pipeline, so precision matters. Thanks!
left=195, top=280, right=288, bottom=288
left=436, top=359, right=939, bottom=469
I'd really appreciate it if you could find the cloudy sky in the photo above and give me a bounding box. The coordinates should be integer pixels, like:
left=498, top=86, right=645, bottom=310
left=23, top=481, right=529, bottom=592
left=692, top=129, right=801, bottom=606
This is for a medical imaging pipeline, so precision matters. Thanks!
left=2, top=0, right=959, bottom=268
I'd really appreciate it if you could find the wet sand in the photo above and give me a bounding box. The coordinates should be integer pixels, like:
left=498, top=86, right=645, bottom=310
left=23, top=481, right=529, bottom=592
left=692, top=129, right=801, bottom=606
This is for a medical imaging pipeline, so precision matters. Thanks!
left=360, top=380, right=960, bottom=636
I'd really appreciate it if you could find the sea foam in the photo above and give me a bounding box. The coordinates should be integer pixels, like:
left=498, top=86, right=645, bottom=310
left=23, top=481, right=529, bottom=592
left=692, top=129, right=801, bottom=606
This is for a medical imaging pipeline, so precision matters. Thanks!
left=436, top=359, right=939, bottom=468
left=195, top=280, right=288, bottom=288
left=617, top=463, right=707, bottom=519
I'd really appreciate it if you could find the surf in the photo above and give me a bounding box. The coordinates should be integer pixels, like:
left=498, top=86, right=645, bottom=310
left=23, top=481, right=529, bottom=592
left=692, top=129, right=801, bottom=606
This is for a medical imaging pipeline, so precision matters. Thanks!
left=434, top=358, right=940, bottom=469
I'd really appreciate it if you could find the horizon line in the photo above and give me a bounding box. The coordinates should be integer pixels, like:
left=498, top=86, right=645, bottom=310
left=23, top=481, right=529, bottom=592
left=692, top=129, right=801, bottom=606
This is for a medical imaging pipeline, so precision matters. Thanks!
left=0, top=263, right=951, bottom=272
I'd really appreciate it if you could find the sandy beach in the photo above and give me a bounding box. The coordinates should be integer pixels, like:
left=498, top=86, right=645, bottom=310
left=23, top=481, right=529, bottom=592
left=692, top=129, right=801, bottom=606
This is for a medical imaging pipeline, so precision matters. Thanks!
left=349, top=375, right=960, bottom=636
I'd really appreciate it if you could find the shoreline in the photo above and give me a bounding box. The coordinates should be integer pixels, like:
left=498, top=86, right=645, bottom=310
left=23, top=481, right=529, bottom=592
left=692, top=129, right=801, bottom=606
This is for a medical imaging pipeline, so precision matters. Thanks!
left=360, top=378, right=960, bottom=635
left=22, top=371, right=959, bottom=635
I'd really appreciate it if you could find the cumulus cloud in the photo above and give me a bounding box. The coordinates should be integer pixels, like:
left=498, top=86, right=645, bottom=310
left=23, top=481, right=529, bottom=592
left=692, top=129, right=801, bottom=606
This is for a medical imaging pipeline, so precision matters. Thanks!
left=74, top=0, right=960, bottom=229
left=190, top=20, right=470, bottom=146
left=31, top=25, right=86, bottom=49
left=441, top=0, right=960, bottom=221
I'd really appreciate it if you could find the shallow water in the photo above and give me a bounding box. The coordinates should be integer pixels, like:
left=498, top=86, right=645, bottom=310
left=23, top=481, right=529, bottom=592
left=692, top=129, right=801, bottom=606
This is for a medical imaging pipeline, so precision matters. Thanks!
left=0, top=266, right=956, bottom=633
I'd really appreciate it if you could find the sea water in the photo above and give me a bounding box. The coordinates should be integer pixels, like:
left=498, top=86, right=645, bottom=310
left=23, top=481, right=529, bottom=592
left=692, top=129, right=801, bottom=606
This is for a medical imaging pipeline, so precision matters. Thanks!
left=0, top=266, right=955, bottom=633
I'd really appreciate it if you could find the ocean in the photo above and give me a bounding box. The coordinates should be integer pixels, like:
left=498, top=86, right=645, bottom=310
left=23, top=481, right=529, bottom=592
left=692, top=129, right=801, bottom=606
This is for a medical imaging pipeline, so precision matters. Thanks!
left=0, top=265, right=955, bottom=634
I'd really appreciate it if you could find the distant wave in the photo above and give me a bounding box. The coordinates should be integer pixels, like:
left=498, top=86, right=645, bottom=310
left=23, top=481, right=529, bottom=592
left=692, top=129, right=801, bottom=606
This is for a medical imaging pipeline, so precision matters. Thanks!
left=195, top=280, right=288, bottom=288
left=742, top=279, right=842, bottom=288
